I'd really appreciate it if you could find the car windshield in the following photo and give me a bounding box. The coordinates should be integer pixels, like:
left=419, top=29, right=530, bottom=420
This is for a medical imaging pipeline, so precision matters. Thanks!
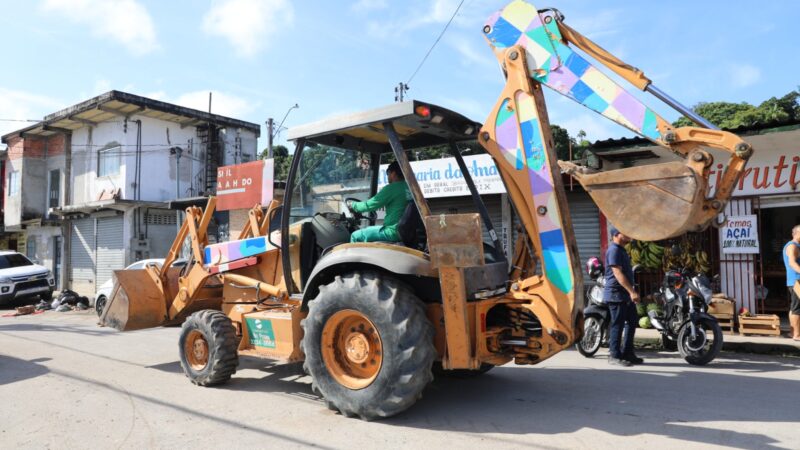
left=0, top=253, right=34, bottom=269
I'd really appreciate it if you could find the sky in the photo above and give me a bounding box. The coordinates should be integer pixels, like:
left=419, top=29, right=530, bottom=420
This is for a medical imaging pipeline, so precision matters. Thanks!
left=1, top=0, right=797, bottom=151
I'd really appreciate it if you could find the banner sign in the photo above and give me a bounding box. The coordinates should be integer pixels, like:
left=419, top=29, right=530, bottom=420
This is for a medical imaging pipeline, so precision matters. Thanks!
left=720, top=215, right=760, bottom=254
left=215, top=159, right=274, bottom=211
left=379, top=154, right=505, bottom=198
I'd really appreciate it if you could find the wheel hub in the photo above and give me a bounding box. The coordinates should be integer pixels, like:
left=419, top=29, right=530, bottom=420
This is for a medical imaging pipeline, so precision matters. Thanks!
left=344, top=332, right=370, bottom=364
left=321, top=309, right=383, bottom=390
left=185, top=330, right=209, bottom=370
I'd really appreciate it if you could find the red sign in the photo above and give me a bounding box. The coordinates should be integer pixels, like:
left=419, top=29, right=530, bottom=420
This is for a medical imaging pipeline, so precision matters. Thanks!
left=215, top=159, right=274, bottom=211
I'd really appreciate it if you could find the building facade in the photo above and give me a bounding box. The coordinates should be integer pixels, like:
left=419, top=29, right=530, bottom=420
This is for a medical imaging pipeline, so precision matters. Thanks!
left=1, top=91, right=260, bottom=296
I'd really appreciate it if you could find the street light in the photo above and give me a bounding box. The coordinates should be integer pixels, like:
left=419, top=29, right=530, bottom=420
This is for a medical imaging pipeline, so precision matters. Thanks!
left=267, top=103, right=299, bottom=158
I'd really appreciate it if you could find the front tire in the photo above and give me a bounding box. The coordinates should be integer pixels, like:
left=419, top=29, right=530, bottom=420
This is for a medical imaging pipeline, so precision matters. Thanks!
left=661, top=333, right=678, bottom=351
left=178, top=310, right=239, bottom=386
left=95, top=296, right=107, bottom=317
left=40, top=291, right=54, bottom=302
left=678, top=317, right=723, bottom=366
left=576, top=315, right=603, bottom=357
left=301, top=271, right=436, bottom=420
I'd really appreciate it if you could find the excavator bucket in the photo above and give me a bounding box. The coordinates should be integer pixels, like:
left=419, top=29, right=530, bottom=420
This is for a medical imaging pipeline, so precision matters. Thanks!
left=563, top=161, right=708, bottom=242
left=100, top=269, right=168, bottom=331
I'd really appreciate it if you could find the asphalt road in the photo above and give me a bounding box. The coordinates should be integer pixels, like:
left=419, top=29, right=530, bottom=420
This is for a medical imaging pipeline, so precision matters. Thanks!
left=1, top=310, right=798, bottom=449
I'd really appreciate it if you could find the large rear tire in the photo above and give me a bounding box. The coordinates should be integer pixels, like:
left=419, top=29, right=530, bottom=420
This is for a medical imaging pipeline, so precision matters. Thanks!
left=179, top=310, right=239, bottom=386
left=576, top=315, right=603, bottom=357
left=301, top=271, right=435, bottom=420
left=678, top=317, right=723, bottom=366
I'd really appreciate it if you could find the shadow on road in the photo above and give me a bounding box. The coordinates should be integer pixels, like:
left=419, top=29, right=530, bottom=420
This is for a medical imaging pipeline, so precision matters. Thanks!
left=379, top=352, right=799, bottom=449
left=0, top=355, right=51, bottom=386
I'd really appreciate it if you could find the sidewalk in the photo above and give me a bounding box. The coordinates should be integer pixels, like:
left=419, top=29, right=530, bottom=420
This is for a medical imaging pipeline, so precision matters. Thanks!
left=635, top=328, right=800, bottom=357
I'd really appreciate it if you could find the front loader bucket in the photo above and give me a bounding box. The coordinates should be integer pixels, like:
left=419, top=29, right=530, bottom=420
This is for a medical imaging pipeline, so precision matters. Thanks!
left=564, top=162, right=707, bottom=241
left=99, top=270, right=168, bottom=331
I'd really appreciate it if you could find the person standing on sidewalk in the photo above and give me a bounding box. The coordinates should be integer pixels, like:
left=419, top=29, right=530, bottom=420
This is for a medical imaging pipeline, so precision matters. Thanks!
left=784, top=224, right=800, bottom=340
left=604, top=227, right=644, bottom=366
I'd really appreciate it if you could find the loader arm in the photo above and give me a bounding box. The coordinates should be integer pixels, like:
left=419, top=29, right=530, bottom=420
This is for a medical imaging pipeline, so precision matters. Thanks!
left=482, top=1, right=753, bottom=242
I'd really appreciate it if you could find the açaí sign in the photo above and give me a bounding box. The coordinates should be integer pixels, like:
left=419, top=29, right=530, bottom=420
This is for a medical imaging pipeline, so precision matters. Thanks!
left=215, top=159, right=274, bottom=211
left=720, top=215, right=759, bottom=254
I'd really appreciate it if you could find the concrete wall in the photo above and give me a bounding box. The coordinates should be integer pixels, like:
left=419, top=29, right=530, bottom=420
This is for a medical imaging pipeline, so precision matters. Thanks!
left=24, top=224, right=63, bottom=286
left=68, top=115, right=259, bottom=205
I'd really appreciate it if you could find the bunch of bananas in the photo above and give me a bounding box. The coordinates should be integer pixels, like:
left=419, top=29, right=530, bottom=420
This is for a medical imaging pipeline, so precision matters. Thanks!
left=625, top=241, right=665, bottom=271
left=661, top=246, right=711, bottom=274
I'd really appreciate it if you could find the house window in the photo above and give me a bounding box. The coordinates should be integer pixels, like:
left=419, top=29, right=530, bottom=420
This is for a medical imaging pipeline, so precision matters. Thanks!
left=26, top=238, right=36, bottom=259
left=8, top=170, right=20, bottom=195
left=98, top=146, right=121, bottom=176
left=49, top=169, right=61, bottom=208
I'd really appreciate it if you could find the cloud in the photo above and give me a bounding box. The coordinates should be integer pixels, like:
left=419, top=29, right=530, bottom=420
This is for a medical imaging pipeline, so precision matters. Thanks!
left=202, top=0, right=294, bottom=58
left=351, top=0, right=387, bottom=12
left=730, top=64, right=761, bottom=88
left=40, top=0, right=158, bottom=55
left=171, top=90, right=257, bottom=119
left=448, top=34, right=495, bottom=68
left=366, top=0, right=470, bottom=40
left=0, top=88, right=63, bottom=144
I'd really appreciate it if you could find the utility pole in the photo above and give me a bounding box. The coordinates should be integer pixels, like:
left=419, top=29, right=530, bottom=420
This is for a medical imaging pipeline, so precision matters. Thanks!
left=394, top=82, right=409, bottom=102
left=266, top=103, right=299, bottom=159
left=266, top=118, right=274, bottom=158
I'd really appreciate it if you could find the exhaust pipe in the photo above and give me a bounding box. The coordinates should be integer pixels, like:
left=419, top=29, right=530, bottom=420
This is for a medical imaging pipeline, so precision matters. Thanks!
left=648, top=310, right=666, bottom=331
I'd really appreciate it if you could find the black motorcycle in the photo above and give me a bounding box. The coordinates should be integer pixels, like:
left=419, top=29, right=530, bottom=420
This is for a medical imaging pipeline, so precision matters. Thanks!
left=576, top=257, right=610, bottom=357
left=649, top=268, right=723, bottom=365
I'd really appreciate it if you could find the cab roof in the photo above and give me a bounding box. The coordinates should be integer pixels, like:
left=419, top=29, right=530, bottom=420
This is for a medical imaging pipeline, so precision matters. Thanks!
left=287, top=100, right=482, bottom=154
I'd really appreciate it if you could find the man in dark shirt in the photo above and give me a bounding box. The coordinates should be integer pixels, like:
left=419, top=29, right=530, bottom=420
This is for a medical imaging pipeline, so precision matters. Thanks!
left=604, top=226, right=643, bottom=366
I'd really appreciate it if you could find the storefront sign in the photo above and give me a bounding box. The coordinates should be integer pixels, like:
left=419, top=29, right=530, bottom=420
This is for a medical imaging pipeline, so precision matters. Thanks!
left=215, top=159, right=274, bottom=211
left=720, top=215, right=760, bottom=254
left=379, top=154, right=505, bottom=198
left=707, top=129, right=800, bottom=197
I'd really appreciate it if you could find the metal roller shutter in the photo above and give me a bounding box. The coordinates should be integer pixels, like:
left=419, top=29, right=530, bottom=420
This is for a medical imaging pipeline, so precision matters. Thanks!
left=567, top=191, right=601, bottom=273
left=70, top=218, right=95, bottom=292
left=96, top=216, right=125, bottom=287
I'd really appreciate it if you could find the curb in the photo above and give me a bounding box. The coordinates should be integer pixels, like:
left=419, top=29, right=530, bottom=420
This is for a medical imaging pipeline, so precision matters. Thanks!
left=634, top=336, right=800, bottom=357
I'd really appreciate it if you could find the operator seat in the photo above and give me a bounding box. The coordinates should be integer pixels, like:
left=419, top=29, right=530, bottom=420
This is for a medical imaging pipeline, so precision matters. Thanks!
left=397, top=202, right=426, bottom=251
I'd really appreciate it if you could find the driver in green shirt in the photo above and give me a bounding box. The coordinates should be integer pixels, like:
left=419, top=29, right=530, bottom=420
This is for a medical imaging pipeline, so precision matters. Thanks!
left=349, top=161, right=412, bottom=243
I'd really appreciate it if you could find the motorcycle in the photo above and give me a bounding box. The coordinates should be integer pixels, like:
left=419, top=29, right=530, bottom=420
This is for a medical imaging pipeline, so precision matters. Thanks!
left=576, top=257, right=610, bottom=357
left=650, top=267, right=723, bottom=365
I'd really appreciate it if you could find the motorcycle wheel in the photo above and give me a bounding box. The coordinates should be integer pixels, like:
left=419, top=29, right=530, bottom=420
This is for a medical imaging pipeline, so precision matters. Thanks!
left=576, top=315, right=603, bottom=357
left=660, top=334, right=678, bottom=352
left=678, top=317, right=723, bottom=366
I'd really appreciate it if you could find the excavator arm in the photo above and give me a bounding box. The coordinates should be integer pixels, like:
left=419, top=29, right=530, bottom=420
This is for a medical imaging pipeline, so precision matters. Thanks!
left=481, top=1, right=753, bottom=242
left=476, top=1, right=754, bottom=354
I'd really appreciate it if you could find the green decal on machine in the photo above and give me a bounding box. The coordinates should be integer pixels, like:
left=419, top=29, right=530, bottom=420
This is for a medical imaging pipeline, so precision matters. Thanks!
left=245, top=317, right=276, bottom=349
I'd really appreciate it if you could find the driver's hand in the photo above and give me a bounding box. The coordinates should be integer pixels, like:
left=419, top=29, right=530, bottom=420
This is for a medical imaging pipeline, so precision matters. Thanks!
left=630, top=291, right=641, bottom=304
left=345, top=199, right=355, bottom=211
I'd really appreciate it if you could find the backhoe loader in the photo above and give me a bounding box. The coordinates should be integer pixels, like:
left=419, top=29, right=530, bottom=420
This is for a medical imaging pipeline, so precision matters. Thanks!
left=100, top=0, right=753, bottom=420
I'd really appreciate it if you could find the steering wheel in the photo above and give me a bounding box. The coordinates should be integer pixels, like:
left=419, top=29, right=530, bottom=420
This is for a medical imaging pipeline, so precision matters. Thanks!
left=345, top=197, right=377, bottom=224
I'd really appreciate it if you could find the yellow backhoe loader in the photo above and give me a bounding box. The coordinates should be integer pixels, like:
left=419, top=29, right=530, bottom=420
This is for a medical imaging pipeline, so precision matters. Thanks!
left=100, top=0, right=753, bottom=420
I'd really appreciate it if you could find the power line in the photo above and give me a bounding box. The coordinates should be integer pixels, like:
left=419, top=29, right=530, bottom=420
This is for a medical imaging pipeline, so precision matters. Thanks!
left=405, top=0, right=465, bottom=85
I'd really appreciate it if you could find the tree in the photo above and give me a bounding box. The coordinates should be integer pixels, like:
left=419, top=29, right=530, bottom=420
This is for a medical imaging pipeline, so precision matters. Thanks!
left=672, top=88, right=800, bottom=129
left=260, top=144, right=291, bottom=182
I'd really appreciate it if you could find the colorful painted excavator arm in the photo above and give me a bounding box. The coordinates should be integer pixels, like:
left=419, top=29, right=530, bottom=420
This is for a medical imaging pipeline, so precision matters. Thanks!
left=482, top=1, right=753, bottom=242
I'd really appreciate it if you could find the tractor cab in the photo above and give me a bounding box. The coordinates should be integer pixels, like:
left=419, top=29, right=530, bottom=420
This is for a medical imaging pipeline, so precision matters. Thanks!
left=282, top=100, right=508, bottom=300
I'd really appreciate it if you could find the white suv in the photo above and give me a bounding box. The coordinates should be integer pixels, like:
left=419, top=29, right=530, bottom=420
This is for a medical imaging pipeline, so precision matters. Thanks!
left=0, top=251, right=55, bottom=306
